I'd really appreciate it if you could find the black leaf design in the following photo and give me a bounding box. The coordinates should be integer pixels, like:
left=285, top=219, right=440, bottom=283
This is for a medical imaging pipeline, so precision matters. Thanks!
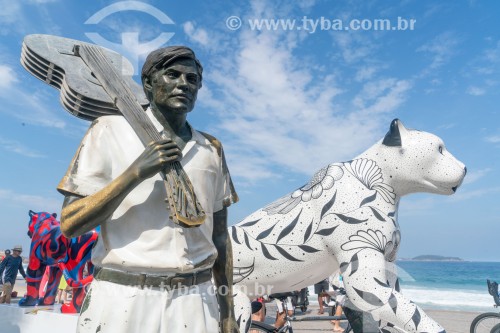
left=257, top=223, right=277, bottom=240
left=411, top=308, right=421, bottom=329
left=277, top=209, right=302, bottom=243
left=261, top=243, right=278, bottom=260
left=231, top=227, right=241, bottom=244
left=369, top=207, right=385, bottom=222
left=349, top=253, right=359, bottom=276
left=240, top=219, right=261, bottom=228
left=274, top=245, right=303, bottom=262
left=388, top=293, right=398, bottom=314
left=336, top=214, right=368, bottom=224
left=339, top=262, right=349, bottom=273
left=359, top=192, right=377, bottom=207
left=395, top=278, right=401, bottom=292
left=321, top=191, right=337, bottom=219
left=233, top=261, right=255, bottom=284
left=315, top=225, right=338, bottom=236
left=243, top=232, right=252, bottom=250
left=388, top=212, right=397, bottom=226
left=353, top=287, right=384, bottom=306
left=303, top=219, right=313, bottom=243
left=298, top=245, right=320, bottom=253
left=374, top=277, right=390, bottom=288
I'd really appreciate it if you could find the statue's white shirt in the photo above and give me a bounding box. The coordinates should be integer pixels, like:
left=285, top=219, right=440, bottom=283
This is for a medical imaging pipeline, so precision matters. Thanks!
left=58, top=109, right=236, bottom=274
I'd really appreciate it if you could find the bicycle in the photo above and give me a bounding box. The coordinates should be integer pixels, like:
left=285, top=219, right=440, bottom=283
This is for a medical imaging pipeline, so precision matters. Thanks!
left=250, top=291, right=352, bottom=333
left=470, top=280, right=500, bottom=333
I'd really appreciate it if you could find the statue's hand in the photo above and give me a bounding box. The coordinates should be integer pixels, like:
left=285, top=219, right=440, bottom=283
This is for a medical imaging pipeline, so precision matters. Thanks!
left=221, top=317, right=240, bottom=333
left=128, top=138, right=182, bottom=180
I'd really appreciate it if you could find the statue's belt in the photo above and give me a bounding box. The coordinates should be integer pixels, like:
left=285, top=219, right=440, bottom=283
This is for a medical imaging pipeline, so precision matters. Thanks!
left=94, top=267, right=212, bottom=289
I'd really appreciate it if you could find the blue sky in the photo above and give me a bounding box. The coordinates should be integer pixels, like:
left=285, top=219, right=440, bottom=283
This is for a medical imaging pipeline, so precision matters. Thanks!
left=0, top=0, right=499, bottom=261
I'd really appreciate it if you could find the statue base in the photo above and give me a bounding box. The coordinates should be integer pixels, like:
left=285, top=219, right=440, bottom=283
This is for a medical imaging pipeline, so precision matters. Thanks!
left=0, top=303, right=77, bottom=332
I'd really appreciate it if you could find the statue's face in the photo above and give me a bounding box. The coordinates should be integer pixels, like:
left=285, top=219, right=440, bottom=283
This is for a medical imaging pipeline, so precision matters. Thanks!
left=149, top=58, right=200, bottom=115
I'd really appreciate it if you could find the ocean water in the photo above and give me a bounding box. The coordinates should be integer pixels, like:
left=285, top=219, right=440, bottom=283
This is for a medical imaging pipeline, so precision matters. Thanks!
left=396, top=261, right=500, bottom=312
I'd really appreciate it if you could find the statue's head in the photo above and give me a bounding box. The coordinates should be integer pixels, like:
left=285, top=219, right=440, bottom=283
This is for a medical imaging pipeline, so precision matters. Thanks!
left=141, top=46, right=203, bottom=115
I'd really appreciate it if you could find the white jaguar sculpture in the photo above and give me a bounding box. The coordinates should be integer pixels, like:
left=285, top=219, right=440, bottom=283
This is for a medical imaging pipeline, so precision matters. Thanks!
left=231, top=119, right=466, bottom=333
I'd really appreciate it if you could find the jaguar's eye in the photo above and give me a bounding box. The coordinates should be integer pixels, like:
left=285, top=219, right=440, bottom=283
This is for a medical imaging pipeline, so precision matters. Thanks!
left=438, top=146, right=444, bottom=154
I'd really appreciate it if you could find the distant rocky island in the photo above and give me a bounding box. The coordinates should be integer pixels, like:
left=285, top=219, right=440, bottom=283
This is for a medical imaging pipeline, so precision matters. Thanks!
left=398, top=255, right=464, bottom=262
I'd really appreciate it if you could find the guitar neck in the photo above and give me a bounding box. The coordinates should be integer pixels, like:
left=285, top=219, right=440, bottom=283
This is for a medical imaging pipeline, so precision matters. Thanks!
left=76, top=44, right=161, bottom=145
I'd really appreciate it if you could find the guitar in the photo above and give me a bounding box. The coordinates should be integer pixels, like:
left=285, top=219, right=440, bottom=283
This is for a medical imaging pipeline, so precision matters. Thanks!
left=21, top=34, right=148, bottom=121
left=21, top=34, right=206, bottom=227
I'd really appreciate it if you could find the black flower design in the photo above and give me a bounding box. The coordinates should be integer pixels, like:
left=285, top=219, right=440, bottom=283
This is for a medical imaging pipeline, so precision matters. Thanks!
left=341, top=229, right=400, bottom=262
left=344, top=159, right=396, bottom=204
left=263, top=164, right=344, bottom=215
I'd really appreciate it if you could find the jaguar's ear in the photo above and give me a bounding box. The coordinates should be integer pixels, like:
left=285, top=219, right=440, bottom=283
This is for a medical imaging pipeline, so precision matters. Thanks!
left=382, top=119, right=408, bottom=147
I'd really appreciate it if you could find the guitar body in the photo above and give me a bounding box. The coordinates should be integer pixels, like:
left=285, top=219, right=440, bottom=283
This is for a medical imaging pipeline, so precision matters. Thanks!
left=21, top=34, right=148, bottom=121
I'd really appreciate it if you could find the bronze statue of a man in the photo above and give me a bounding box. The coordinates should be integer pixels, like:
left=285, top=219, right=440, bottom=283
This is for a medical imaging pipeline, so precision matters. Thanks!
left=58, top=46, right=239, bottom=333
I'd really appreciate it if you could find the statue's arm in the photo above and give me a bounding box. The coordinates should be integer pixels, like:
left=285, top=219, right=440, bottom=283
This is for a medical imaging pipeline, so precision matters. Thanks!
left=212, top=207, right=239, bottom=333
left=61, top=138, right=181, bottom=238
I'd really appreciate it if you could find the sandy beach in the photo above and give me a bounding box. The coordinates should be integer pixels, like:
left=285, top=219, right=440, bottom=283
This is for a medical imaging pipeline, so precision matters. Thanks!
left=257, top=302, right=481, bottom=332
left=5, top=281, right=484, bottom=332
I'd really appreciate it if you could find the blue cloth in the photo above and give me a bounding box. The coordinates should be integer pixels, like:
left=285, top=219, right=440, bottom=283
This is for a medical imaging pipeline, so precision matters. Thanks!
left=0, top=255, right=26, bottom=285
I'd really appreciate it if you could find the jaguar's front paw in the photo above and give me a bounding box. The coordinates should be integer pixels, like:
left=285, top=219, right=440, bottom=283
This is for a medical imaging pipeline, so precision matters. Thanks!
left=18, top=296, right=39, bottom=307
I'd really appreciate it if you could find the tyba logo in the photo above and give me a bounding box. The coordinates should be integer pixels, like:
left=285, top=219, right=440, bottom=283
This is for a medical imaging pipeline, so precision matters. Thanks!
left=85, top=1, right=175, bottom=75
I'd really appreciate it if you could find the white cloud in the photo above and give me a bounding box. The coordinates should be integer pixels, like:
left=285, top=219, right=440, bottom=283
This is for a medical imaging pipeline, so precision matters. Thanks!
left=0, top=136, right=44, bottom=158
left=297, top=0, right=316, bottom=10
left=417, top=32, right=460, bottom=74
left=0, top=188, right=61, bottom=213
left=462, top=168, right=491, bottom=185
left=0, top=0, right=60, bottom=35
left=184, top=21, right=210, bottom=47
left=466, top=86, right=486, bottom=96
left=438, top=123, right=456, bottom=130
left=399, top=196, right=438, bottom=216
left=0, top=76, right=67, bottom=129
left=333, top=32, right=376, bottom=65
left=448, top=186, right=500, bottom=202
left=470, top=41, right=500, bottom=78
left=187, top=3, right=411, bottom=181
left=28, top=0, right=59, bottom=3
left=0, top=65, right=18, bottom=88
left=0, top=0, right=22, bottom=26
left=353, top=78, right=410, bottom=109
left=0, top=88, right=67, bottom=129
left=485, top=135, right=500, bottom=143
left=484, top=41, right=500, bottom=63
left=354, top=66, right=379, bottom=82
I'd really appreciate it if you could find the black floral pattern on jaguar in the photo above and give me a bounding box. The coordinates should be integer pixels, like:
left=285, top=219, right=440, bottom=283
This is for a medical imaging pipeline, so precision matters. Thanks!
left=263, top=164, right=344, bottom=215
left=341, top=229, right=401, bottom=262
left=344, top=158, right=396, bottom=204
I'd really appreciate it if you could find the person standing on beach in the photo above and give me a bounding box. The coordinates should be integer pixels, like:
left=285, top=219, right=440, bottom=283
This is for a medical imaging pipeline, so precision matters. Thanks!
left=314, top=278, right=330, bottom=314
left=0, top=245, right=26, bottom=304
left=58, top=46, right=239, bottom=332
left=0, top=249, right=11, bottom=287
